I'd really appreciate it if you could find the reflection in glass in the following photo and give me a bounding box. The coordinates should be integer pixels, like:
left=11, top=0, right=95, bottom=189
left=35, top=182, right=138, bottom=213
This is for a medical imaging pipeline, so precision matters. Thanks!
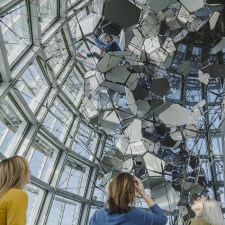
left=68, top=0, right=81, bottom=7
left=58, top=157, right=90, bottom=197
left=25, top=184, right=44, bottom=225
left=39, top=0, right=58, bottom=32
left=43, top=98, right=73, bottom=142
left=15, top=60, right=49, bottom=112
left=0, top=0, right=14, bottom=7
left=46, top=195, right=82, bottom=225
left=44, top=32, right=69, bottom=75
left=0, top=96, right=22, bottom=155
left=71, top=122, right=99, bottom=160
left=62, top=68, right=83, bottom=107
left=0, top=1, right=31, bottom=65
left=26, top=134, right=58, bottom=183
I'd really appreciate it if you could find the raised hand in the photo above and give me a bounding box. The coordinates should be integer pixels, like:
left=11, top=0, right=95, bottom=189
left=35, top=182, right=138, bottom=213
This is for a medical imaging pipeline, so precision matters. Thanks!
left=133, top=176, right=145, bottom=196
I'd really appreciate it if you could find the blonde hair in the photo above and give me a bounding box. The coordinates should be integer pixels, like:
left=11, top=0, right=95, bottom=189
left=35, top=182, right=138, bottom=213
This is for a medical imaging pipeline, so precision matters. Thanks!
left=0, top=156, right=30, bottom=196
left=197, top=198, right=224, bottom=225
left=107, top=172, right=135, bottom=213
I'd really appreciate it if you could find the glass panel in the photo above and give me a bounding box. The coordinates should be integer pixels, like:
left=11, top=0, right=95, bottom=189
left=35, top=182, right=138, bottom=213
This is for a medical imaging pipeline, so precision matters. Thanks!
left=25, top=134, right=59, bottom=183
left=186, top=79, right=202, bottom=102
left=208, top=106, right=221, bottom=129
left=43, top=98, right=73, bottom=142
left=0, top=121, right=14, bottom=155
left=68, top=10, right=87, bottom=40
left=68, top=0, right=81, bottom=8
left=195, top=114, right=206, bottom=129
left=0, top=96, right=23, bottom=155
left=190, top=47, right=202, bottom=74
left=88, top=206, right=98, bottom=223
left=171, top=44, right=187, bottom=68
left=0, top=1, right=31, bottom=65
left=0, top=0, right=13, bottom=7
left=207, top=88, right=221, bottom=103
left=44, top=32, right=69, bottom=76
left=212, top=136, right=222, bottom=155
left=104, top=137, right=115, bottom=152
left=71, top=122, right=99, bottom=160
left=215, top=160, right=224, bottom=181
left=15, top=59, right=49, bottom=112
left=25, top=184, right=44, bottom=225
left=186, top=137, right=208, bottom=155
left=39, top=0, right=58, bottom=32
left=62, top=68, right=83, bottom=107
left=93, top=175, right=107, bottom=202
left=219, top=187, right=225, bottom=208
left=166, top=73, right=181, bottom=101
left=46, top=195, right=82, bottom=225
left=201, top=159, right=212, bottom=182
left=58, top=157, right=90, bottom=197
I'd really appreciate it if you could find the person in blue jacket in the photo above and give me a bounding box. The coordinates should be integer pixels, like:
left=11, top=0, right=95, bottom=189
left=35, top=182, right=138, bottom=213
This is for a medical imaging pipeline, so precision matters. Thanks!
left=93, top=34, right=121, bottom=52
left=75, top=34, right=121, bottom=61
left=89, top=172, right=168, bottom=225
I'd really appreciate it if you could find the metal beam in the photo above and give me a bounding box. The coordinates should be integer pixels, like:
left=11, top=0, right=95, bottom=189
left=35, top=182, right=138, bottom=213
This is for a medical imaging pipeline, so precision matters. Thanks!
left=31, top=175, right=54, bottom=191
left=9, top=88, right=38, bottom=125
left=59, top=0, right=68, bottom=19
left=58, top=88, right=81, bottom=116
left=79, top=166, right=98, bottom=225
left=0, top=0, right=22, bottom=13
left=202, top=83, right=221, bottom=200
left=56, top=189, right=89, bottom=204
left=40, top=126, right=97, bottom=168
left=0, top=25, right=11, bottom=83
left=221, top=98, right=225, bottom=202
left=36, top=149, right=67, bottom=225
left=29, top=0, right=41, bottom=46
left=79, top=133, right=107, bottom=225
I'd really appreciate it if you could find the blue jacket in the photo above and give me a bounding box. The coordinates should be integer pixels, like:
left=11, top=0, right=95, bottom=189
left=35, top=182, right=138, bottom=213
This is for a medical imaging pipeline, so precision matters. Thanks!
left=93, top=35, right=121, bottom=52
left=89, top=204, right=168, bottom=225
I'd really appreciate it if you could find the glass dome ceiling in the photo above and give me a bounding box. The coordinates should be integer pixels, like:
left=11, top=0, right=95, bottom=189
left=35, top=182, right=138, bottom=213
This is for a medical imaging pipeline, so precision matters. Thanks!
left=0, top=0, right=225, bottom=224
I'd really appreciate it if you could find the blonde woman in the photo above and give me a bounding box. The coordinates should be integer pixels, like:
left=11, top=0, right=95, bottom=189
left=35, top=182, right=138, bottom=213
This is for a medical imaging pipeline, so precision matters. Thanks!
left=0, top=156, right=31, bottom=225
left=189, top=196, right=224, bottom=225
left=89, top=172, right=168, bottom=225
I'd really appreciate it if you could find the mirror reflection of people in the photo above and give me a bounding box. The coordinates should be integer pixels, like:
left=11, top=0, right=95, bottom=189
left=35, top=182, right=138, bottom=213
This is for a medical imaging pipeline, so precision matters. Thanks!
left=124, top=61, right=152, bottom=89
left=75, top=34, right=121, bottom=61
left=89, top=172, right=168, bottom=225
left=93, top=34, right=121, bottom=52
left=188, top=196, right=223, bottom=225
left=0, top=156, right=31, bottom=225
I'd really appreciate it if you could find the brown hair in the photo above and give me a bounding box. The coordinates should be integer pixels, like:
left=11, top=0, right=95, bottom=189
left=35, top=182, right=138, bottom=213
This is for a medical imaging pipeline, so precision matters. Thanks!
left=107, top=172, right=135, bottom=213
left=0, top=156, right=30, bottom=196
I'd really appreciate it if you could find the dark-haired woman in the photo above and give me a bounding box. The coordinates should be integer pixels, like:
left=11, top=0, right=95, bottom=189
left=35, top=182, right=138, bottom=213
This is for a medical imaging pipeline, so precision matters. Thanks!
left=89, top=172, right=168, bottom=225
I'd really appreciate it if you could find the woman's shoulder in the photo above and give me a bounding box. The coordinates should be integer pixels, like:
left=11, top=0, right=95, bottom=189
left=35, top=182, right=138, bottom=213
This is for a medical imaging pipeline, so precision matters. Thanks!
left=8, top=188, right=27, bottom=193
left=189, top=217, right=211, bottom=225
left=0, top=188, right=27, bottom=204
left=7, top=188, right=28, bottom=199
left=126, top=207, right=149, bottom=215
